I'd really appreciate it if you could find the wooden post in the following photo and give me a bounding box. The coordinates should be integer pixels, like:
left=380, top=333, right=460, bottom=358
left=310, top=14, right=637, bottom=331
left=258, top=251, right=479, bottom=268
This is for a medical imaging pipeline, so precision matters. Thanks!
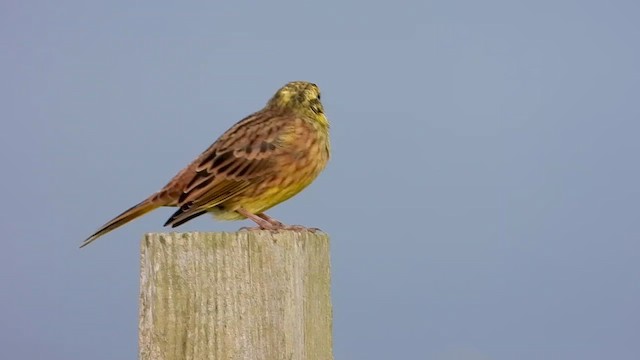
left=138, top=231, right=332, bottom=360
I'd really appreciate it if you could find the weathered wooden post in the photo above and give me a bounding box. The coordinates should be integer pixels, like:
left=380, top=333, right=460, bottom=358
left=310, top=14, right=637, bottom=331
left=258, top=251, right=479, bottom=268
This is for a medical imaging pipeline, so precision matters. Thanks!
left=138, top=231, right=332, bottom=360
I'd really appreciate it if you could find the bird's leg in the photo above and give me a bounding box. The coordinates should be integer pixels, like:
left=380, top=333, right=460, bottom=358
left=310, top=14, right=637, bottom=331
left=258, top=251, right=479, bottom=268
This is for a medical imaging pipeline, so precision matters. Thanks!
left=236, top=208, right=275, bottom=230
left=257, top=213, right=285, bottom=228
left=237, top=208, right=321, bottom=232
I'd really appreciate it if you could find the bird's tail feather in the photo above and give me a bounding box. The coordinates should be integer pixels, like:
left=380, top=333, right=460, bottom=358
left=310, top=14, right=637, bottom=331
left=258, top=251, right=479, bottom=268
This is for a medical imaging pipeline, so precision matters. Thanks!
left=80, top=196, right=161, bottom=248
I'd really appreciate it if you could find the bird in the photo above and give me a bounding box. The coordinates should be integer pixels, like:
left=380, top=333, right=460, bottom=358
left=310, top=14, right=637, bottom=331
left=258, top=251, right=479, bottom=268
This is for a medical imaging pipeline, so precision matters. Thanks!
left=80, top=81, right=330, bottom=248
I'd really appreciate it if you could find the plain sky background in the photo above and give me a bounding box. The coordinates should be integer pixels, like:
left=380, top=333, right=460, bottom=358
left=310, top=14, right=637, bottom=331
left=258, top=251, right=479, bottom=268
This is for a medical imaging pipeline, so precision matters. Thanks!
left=2, top=0, right=639, bottom=359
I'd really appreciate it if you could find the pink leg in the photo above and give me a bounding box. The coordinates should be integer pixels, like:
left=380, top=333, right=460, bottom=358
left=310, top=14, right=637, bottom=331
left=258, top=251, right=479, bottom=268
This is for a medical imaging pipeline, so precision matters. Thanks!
left=258, top=213, right=322, bottom=232
left=236, top=208, right=276, bottom=230
left=257, top=213, right=284, bottom=227
left=236, top=208, right=321, bottom=232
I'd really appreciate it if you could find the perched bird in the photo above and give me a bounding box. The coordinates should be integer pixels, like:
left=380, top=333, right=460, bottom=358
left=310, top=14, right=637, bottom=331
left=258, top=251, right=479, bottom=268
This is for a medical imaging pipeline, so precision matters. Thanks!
left=81, top=81, right=330, bottom=248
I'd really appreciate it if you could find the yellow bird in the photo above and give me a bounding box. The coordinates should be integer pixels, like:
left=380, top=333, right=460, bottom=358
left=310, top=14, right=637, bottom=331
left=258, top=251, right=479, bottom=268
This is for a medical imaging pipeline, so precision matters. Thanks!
left=81, top=81, right=330, bottom=248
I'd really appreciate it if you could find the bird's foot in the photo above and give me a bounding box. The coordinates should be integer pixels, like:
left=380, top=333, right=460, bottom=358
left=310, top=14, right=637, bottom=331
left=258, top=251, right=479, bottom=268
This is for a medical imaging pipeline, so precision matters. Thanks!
left=239, top=226, right=267, bottom=231
left=280, top=225, right=321, bottom=232
left=238, top=224, right=321, bottom=233
left=236, top=209, right=321, bottom=232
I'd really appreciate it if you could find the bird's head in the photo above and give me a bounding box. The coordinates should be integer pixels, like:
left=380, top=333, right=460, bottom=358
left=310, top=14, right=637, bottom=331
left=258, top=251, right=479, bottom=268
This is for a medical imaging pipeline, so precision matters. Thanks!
left=267, top=81, right=329, bottom=128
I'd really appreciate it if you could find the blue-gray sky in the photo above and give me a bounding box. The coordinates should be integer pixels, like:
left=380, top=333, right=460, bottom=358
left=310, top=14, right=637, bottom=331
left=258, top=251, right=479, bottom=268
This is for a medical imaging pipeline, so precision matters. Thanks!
left=2, top=1, right=639, bottom=359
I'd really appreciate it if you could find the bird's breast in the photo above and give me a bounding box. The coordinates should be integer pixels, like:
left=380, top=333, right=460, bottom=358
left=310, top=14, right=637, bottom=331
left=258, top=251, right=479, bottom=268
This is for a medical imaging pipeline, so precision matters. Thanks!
left=234, top=122, right=329, bottom=214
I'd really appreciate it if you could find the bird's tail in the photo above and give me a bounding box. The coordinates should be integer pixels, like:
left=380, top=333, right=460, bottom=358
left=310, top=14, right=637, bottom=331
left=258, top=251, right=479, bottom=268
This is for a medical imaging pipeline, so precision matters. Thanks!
left=80, top=195, right=162, bottom=248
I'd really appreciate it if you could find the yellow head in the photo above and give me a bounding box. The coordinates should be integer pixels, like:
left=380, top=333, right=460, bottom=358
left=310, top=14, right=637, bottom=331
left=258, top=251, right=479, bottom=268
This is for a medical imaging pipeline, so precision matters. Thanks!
left=267, top=81, right=329, bottom=128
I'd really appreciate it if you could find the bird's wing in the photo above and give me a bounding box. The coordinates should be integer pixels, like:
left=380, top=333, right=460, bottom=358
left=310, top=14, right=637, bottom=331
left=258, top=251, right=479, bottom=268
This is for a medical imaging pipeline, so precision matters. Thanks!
left=163, top=111, right=295, bottom=227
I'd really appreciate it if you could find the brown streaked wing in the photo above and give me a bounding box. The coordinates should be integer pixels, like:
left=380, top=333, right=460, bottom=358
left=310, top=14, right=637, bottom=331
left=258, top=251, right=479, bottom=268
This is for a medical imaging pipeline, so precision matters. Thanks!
left=164, top=111, right=296, bottom=227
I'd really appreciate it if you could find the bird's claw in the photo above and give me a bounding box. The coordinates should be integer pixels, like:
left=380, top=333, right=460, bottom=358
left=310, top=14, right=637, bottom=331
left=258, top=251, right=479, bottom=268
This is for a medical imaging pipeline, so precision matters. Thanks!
left=238, top=225, right=322, bottom=233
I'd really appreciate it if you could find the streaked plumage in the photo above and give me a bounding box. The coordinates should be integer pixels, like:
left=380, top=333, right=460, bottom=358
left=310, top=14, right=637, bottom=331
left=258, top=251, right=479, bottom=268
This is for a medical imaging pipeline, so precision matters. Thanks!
left=81, top=81, right=330, bottom=248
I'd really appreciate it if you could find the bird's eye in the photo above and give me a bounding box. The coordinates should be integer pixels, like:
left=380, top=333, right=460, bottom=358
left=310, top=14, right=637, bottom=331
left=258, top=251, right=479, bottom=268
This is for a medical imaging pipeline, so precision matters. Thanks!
left=317, top=94, right=321, bottom=100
